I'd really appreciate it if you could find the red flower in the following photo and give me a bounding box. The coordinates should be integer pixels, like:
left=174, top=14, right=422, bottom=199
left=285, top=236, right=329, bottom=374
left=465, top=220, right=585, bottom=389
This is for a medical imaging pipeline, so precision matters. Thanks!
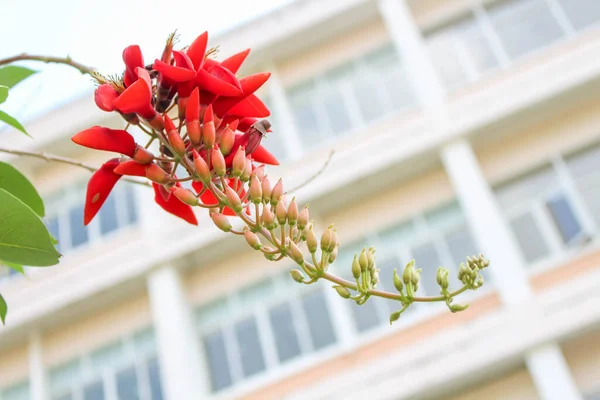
left=72, top=126, right=137, bottom=157
left=153, top=50, right=196, bottom=83
left=193, top=179, right=247, bottom=216
left=113, top=68, right=156, bottom=120
left=153, top=183, right=198, bottom=225
left=84, top=158, right=122, bottom=225
left=94, top=84, right=119, bottom=112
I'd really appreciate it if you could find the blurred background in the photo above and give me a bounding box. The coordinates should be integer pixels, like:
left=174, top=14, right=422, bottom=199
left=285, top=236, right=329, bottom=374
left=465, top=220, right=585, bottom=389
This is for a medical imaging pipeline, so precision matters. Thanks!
left=1, top=0, right=600, bottom=399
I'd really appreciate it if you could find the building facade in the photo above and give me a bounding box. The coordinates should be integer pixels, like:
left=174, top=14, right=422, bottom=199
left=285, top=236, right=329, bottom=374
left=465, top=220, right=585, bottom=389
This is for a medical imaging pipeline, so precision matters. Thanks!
left=1, top=0, right=600, bottom=399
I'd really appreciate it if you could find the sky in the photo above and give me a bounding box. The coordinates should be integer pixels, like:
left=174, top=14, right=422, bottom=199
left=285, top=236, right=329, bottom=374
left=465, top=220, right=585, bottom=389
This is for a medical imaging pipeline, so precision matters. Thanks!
left=0, top=0, right=291, bottom=125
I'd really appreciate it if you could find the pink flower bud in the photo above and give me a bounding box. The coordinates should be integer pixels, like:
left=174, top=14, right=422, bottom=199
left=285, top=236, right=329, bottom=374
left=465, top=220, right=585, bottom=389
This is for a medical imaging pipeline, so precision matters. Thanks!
left=232, top=147, right=246, bottom=177
left=202, top=105, right=216, bottom=148
left=306, top=226, right=318, bottom=254
left=145, top=163, right=170, bottom=184
left=132, top=145, right=154, bottom=164
left=249, top=175, right=262, bottom=204
left=287, top=198, right=298, bottom=226
left=241, top=158, right=253, bottom=182
left=288, top=241, right=305, bottom=265
left=173, top=187, right=199, bottom=206
left=210, top=212, right=232, bottom=232
left=225, top=186, right=243, bottom=213
left=192, top=149, right=211, bottom=182
left=262, top=177, right=272, bottom=204
left=271, top=179, right=283, bottom=206
left=262, top=205, right=277, bottom=229
left=212, top=147, right=226, bottom=177
left=244, top=229, right=262, bottom=250
left=297, top=207, right=309, bottom=230
left=276, top=201, right=287, bottom=225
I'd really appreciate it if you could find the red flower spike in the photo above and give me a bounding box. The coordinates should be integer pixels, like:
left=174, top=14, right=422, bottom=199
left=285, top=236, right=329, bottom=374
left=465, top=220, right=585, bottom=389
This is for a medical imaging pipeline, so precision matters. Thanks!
left=220, top=48, right=251, bottom=74
left=113, top=160, right=148, bottom=177
left=72, top=126, right=136, bottom=157
left=84, top=158, right=122, bottom=225
left=186, top=32, right=209, bottom=70
left=228, top=94, right=270, bottom=118
left=251, top=145, right=280, bottom=166
left=165, top=115, right=186, bottom=155
left=94, top=84, right=118, bottom=112
left=186, top=87, right=201, bottom=122
left=123, top=45, right=144, bottom=87
left=153, top=183, right=198, bottom=225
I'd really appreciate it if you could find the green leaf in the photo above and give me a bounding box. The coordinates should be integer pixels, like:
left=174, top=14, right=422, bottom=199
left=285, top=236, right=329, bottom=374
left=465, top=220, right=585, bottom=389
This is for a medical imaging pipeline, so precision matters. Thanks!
left=0, top=66, right=37, bottom=89
left=0, top=162, right=44, bottom=216
left=0, top=189, right=60, bottom=266
left=0, top=109, right=29, bottom=136
left=3, top=261, right=24, bottom=275
left=0, top=85, right=7, bottom=104
left=0, top=292, right=6, bottom=324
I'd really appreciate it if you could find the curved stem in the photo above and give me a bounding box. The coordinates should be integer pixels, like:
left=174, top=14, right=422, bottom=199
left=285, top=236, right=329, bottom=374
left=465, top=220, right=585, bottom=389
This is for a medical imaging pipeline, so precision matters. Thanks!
left=0, top=147, right=151, bottom=187
left=0, top=54, right=95, bottom=75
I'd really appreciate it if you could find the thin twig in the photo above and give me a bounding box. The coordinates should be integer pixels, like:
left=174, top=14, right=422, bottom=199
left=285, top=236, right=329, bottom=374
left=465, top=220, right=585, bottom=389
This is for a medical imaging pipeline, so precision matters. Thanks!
left=287, top=150, right=335, bottom=193
left=0, top=147, right=151, bottom=187
left=0, top=54, right=95, bottom=75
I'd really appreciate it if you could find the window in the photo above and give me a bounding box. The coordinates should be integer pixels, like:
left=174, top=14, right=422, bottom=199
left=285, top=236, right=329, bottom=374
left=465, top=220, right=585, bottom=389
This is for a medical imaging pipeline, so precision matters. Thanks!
left=197, top=274, right=337, bottom=393
left=260, top=96, right=289, bottom=162
left=44, top=181, right=138, bottom=254
left=0, top=381, right=29, bottom=400
left=286, top=44, right=415, bottom=148
left=425, top=0, right=600, bottom=90
left=339, top=202, right=481, bottom=333
left=49, top=328, right=162, bottom=400
left=426, top=13, right=500, bottom=89
left=495, top=148, right=600, bottom=266
left=558, top=0, right=600, bottom=31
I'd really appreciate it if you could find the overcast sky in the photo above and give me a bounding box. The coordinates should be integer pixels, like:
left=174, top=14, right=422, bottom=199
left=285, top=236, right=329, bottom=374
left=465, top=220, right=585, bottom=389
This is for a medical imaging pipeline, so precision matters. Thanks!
left=0, top=0, right=289, bottom=123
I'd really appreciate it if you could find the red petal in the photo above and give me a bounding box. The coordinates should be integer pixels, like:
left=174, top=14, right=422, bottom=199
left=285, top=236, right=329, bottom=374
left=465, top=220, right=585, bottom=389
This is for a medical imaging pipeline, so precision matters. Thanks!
left=94, top=84, right=118, bottom=112
left=251, top=145, right=279, bottom=165
left=84, top=158, right=122, bottom=225
left=221, top=49, right=250, bottom=74
left=195, top=63, right=243, bottom=96
left=204, top=104, right=214, bottom=123
left=237, top=117, right=258, bottom=133
left=186, top=87, right=200, bottom=121
left=196, top=180, right=238, bottom=216
left=212, top=73, right=271, bottom=116
left=72, top=126, right=136, bottom=157
left=187, top=32, right=209, bottom=70
left=164, top=114, right=177, bottom=132
left=227, top=94, right=270, bottom=118
left=113, top=77, right=153, bottom=118
left=153, top=183, right=198, bottom=225
left=153, top=59, right=195, bottom=82
left=113, top=160, right=147, bottom=176
left=123, top=45, right=144, bottom=87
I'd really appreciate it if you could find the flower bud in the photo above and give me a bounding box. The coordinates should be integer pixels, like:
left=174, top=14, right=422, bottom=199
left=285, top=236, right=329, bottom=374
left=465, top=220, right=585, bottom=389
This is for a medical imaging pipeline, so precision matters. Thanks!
left=167, top=126, right=186, bottom=156
left=328, top=247, right=338, bottom=264
left=244, top=229, right=262, bottom=250
left=241, top=158, right=253, bottom=182
left=372, top=271, right=380, bottom=286
left=262, top=205, right=277, bottom=229
left=249, top=175, right=262, bottom=204
left=290, top=269, right=305, bottom=284
left=232, top=147, right=246, bottom=177
left=187, top=120, right=201, bottom=147
left=458, top=262, right=469, bottom=281
left=436, top=267, right=449, bottom=290
left=393, top=269, right=403, bottom=292
left=145, top=163, right=170, bottom=184
left=306, top=227, right=318, bottom=254
left=389, top=311, right=401, bottom=325
left=225, top=186, right=243, bottom=213
left=366, top=248, right=376, bottom=270
left=172, top=187, right=199, bottom=206
left=202, top=105, right=216, bottom=148
left=270, top=179, right=283, bottom=206
left=352, top=256, right=361, bottom=279
left=219, top=124, right=235, bottom=155
left=192, top=149, right=211, bottom=182
left=288, top=241, right=305, bottom=265
left=210, top=212, right=231, bottom=232
left=254, top=165, right=266, bottom=181
left=333, top=285, right=351, bottom=299
left=449, top=303, right=469, bottom=313
left=211, top=147, right=226, bottom=176
left=321, top=228, right=334, bottom=254
left=403, top=260, right=415, bottom=285
left=262, top=177, right=272, bottom=204
left=287, top=198, right=298, bottom=226
left=358, top=249, right=369, bottom=273
left=133, top=145, right=154, bottom=164
left=411, top=268, right=421, bottom=287
left=276, top=200, right=288, bottom=225
left=297, top=207, right=309, bottom=231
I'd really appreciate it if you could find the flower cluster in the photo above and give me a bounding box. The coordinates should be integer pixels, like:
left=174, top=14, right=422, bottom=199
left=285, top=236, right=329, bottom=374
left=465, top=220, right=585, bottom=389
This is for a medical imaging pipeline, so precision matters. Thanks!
left=72, top=32, right=278, bottom=225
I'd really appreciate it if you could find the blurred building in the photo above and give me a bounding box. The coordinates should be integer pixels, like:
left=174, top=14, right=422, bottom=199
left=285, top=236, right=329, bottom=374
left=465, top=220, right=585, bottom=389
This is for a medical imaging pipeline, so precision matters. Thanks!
left=1, top=0, right=600, bottom=399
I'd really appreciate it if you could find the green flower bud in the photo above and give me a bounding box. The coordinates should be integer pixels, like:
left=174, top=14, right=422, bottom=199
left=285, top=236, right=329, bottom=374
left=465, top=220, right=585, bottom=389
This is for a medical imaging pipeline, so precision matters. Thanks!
left=249, top=175, right=262, bottom=204
left=320, top=228, right=333, bottom=253
left=393, top=269, right=403, bottom=292
left=244, top=229, right=262, bottom=250
left=366, top=247, right=376, bottom=271
left=358, top=249, right=369, bottom=273
left=436, top=267, right=449, bottom=290
left=290, top=269, right=305, bottom=283
left=333, top=285, right=351, bottom=299
left=287, top=198, right=298, bottom=226
left=352, top=256, right=361, bottom=280
left=328, top=247, right=338, bottom=264
left=297, top=207, right=309, bottom=231
left=210, top=212, right=231, bottom=233
left=389, top=310, right=402, bottom=325
left=288, top=241, right=305, bottom=265
left=449, top=303, right=469, bottom=313
left=262, top=205, right=277, bottom=230
left=403, top=260, right=415, bottom=285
